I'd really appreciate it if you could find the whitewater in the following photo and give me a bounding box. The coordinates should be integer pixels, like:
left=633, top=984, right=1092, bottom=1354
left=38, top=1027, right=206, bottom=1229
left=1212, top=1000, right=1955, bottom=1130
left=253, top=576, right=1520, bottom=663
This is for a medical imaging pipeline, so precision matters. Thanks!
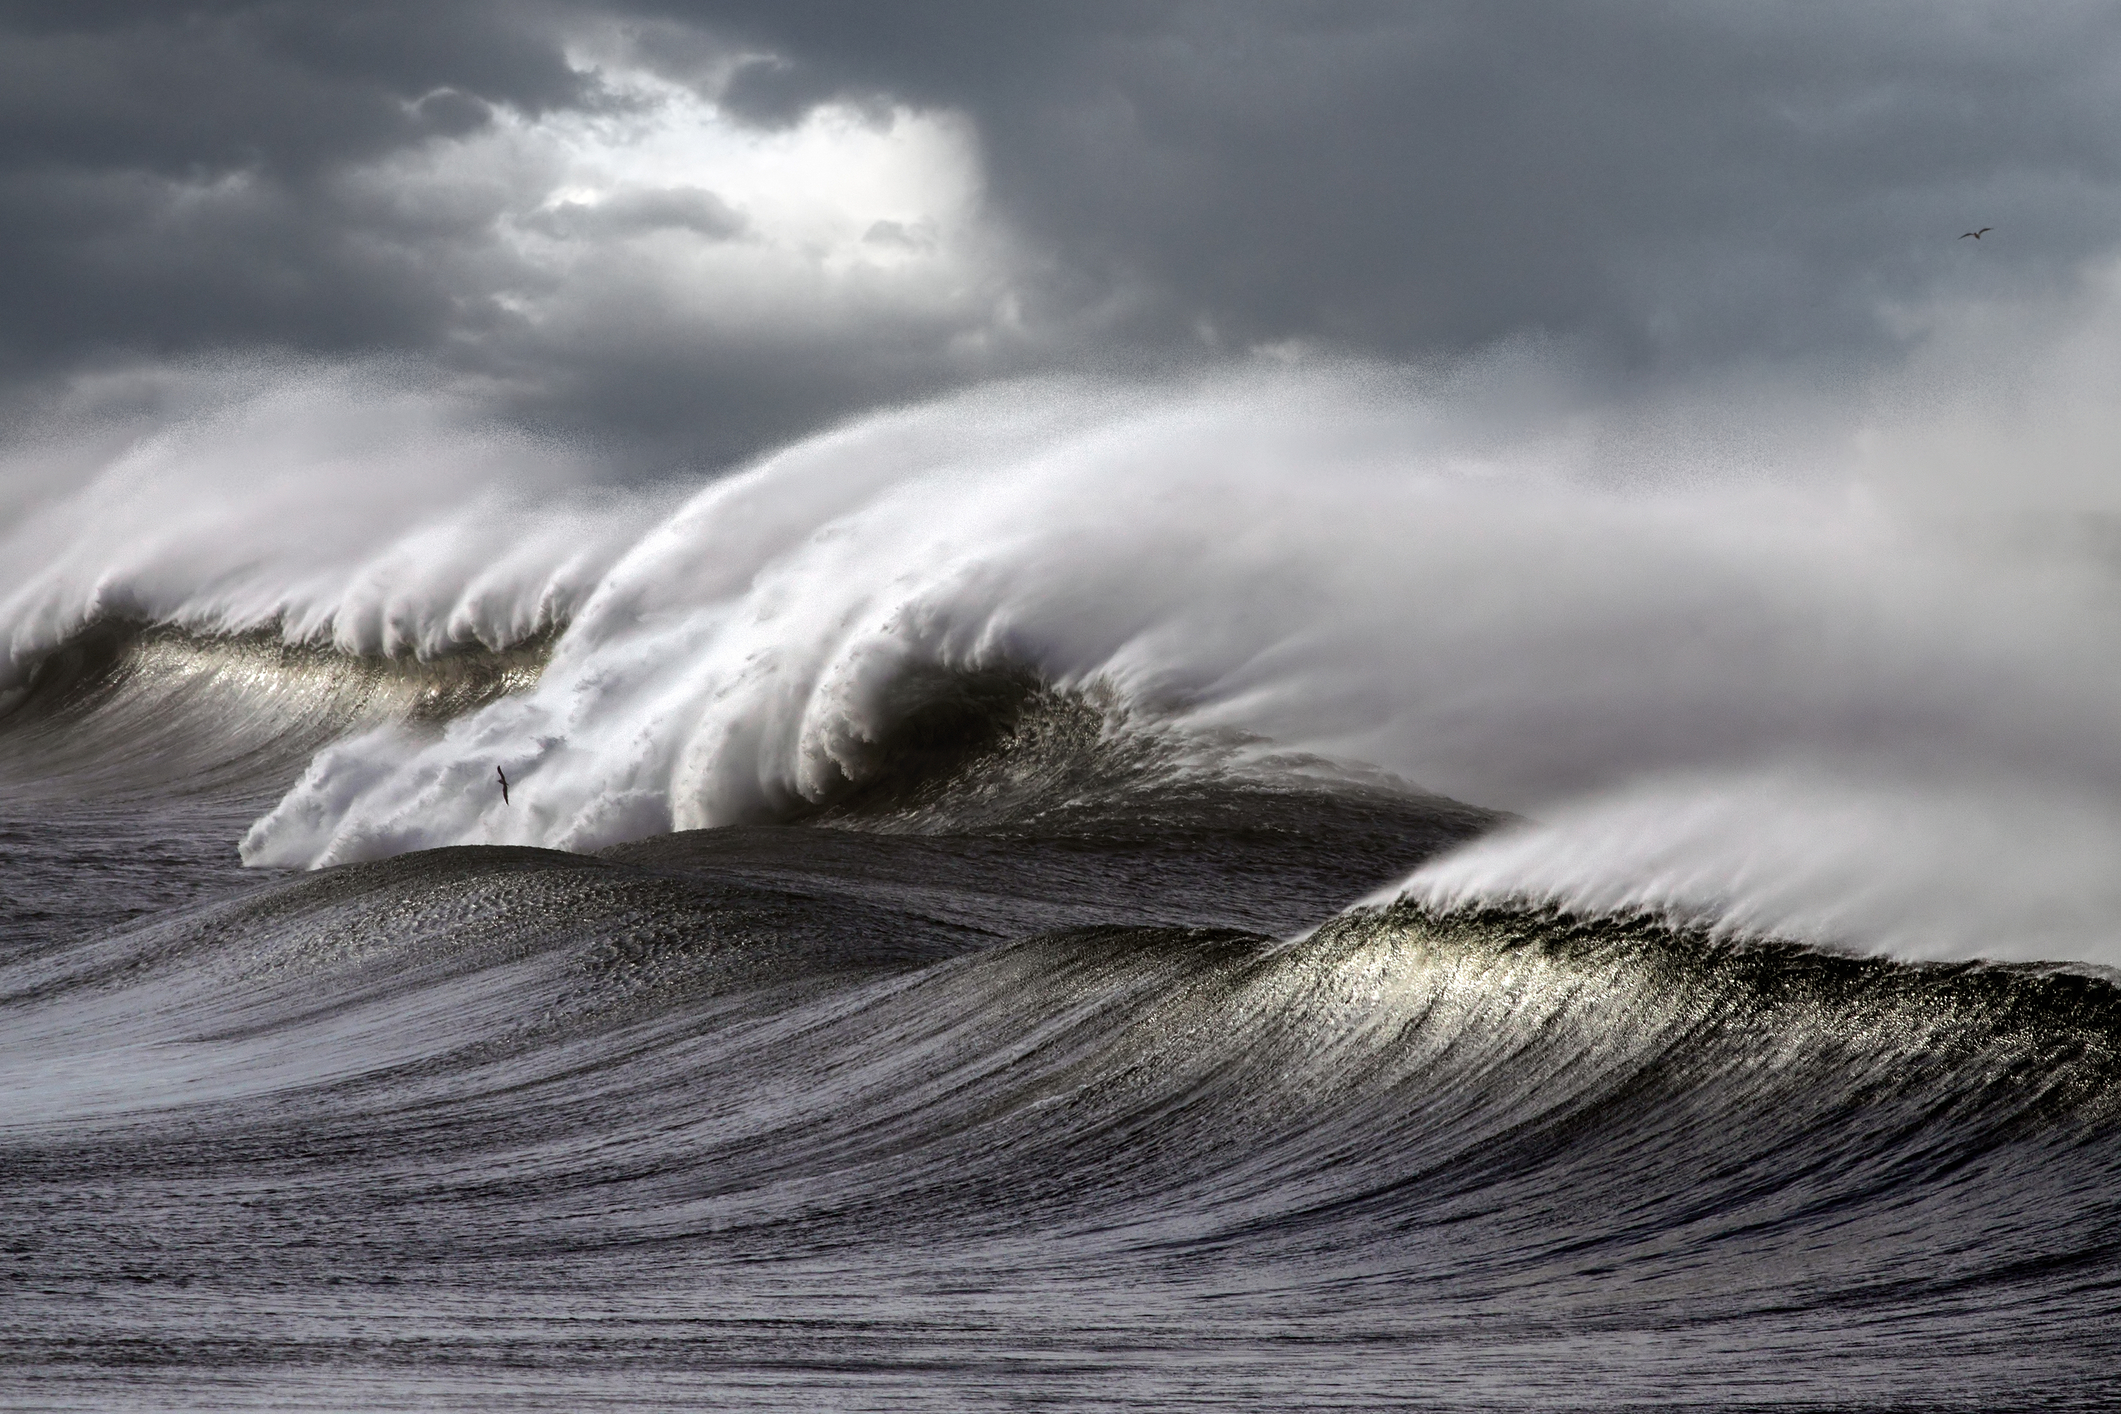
left=9, top=347, right=2121, bottom=965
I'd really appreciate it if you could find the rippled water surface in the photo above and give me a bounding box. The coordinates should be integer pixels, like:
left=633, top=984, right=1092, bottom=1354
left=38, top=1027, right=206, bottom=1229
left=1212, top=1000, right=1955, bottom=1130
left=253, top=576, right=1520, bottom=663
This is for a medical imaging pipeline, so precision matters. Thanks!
left=3, top=631, right=2119, bottom=1410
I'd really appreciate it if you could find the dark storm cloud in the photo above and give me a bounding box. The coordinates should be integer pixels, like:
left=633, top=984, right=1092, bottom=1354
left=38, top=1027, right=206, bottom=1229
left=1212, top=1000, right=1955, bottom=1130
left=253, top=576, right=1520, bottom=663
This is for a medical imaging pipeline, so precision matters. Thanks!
left=0, top=1, right=579, bottom=172
left=673, top=0, right=2121, bottom=362
left=0, top=2, right=579, bottom=361
left=4, top=0, right=2121, bottom=468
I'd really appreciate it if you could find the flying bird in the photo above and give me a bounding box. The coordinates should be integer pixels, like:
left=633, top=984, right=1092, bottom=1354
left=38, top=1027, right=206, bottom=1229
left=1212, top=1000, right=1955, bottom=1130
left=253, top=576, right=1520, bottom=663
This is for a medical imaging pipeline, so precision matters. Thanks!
left=1960, top=228, right=1992, bottom=239
left=497, top=766, right=510, bottom=805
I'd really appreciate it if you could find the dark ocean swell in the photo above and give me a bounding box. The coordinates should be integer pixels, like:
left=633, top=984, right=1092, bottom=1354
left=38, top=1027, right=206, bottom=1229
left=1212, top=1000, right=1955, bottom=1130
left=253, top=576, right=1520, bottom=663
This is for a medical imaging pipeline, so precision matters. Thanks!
left=2, top=627, right=2120, bottom=1409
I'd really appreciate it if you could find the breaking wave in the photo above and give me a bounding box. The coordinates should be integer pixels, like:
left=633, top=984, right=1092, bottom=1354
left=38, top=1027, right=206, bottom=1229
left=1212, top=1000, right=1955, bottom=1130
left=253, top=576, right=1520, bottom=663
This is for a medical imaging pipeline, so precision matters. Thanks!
left=10, top=358, right=2121, bottom=968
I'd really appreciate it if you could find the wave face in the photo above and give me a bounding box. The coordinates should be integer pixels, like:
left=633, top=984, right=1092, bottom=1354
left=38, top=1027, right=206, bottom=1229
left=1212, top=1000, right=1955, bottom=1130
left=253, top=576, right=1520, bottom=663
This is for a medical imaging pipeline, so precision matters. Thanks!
left=6, top=360, right=2121, bottom=1406
left=3, top=822, right=2117, bottom=1409
left=0, top=624, right=546, bottom=795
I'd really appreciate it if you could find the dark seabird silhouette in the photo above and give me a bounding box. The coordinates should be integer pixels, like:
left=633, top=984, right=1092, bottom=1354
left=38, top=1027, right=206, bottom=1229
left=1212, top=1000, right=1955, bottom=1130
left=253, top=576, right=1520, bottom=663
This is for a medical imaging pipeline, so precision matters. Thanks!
left=497, top=767, right=510, bottom=805
left=1960, top=228, right=1992, bottom=239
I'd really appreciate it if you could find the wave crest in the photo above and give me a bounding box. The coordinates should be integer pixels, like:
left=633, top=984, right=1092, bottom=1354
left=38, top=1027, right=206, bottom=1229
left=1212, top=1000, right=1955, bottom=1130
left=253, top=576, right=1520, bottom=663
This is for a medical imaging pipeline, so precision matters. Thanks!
left=16, top=363, right=2121, bottom=968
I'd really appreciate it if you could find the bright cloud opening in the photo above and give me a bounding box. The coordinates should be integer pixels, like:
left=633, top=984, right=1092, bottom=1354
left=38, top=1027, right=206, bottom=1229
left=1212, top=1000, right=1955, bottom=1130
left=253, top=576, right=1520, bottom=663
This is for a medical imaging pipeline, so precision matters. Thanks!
left=349, top=53, right=1014, bottom=342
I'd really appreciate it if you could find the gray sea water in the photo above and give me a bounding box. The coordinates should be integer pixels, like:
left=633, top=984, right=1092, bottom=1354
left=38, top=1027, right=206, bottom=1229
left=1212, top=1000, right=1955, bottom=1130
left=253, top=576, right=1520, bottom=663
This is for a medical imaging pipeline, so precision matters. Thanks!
left=3, top=631, right=2118, bottom=1411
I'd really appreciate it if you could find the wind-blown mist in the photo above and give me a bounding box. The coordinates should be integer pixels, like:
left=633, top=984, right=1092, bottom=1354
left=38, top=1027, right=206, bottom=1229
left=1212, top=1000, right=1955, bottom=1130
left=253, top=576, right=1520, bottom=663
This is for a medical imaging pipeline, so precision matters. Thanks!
left=11, top=332, right=2121, bottom=969
left=0, top=365, right=660, bottom=692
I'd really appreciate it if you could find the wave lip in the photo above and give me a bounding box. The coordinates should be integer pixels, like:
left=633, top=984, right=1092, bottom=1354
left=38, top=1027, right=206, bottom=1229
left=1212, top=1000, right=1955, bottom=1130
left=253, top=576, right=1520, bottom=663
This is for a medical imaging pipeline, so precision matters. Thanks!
left=1386, top=769, right=2121, bottom=969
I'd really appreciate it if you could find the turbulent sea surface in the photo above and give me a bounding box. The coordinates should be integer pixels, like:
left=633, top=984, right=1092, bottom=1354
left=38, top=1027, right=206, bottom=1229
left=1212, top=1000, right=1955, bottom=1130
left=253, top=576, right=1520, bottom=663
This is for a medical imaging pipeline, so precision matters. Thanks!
left=5, top=372, right=2121, bottom=1409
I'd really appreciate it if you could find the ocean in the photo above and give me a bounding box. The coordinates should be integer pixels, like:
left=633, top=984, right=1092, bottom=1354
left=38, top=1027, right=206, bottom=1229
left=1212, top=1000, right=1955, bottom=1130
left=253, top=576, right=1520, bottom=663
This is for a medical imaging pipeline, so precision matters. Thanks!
left=3, top=367, right=2119, bottom=1410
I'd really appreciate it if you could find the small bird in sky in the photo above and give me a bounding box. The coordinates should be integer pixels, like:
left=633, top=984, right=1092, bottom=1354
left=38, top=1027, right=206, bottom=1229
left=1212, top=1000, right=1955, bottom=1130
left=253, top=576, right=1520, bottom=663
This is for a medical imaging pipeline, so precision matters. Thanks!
left=1959, top=228, right=1992, bottom=239
left=497, top=766, right=510, bottom=805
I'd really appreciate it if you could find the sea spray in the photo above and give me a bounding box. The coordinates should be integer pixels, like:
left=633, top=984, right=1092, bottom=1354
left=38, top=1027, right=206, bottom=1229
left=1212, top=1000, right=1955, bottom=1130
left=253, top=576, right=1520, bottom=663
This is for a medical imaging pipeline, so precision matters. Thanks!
left=11, top=358, right=2121, bottom=970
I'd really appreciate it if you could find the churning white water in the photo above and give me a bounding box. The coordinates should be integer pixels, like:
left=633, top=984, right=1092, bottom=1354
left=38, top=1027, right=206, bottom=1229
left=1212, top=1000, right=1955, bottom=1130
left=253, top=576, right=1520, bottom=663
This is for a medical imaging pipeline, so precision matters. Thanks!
left=9, top=305, right=2121, bottom=967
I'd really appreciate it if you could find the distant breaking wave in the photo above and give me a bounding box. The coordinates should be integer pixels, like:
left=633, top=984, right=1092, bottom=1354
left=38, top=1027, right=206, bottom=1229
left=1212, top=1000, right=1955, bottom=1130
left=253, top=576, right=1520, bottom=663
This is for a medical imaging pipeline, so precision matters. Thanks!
left=0, top=364, right=659, bottom=690
left=0, top=623, right=548, bottom=800
left=10, top=362, right=2121, bottom=968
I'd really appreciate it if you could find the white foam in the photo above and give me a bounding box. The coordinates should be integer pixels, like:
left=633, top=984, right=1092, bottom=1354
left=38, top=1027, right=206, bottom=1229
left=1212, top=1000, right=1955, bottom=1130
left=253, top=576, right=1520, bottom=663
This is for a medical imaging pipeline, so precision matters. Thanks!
left=14, top=316, right=2121, bottom=967
left=204, top=361, right=2121, bottom=970
left=1391, top=772, right=2121, bottom=966
left=0, top=362, right=659, bottom=677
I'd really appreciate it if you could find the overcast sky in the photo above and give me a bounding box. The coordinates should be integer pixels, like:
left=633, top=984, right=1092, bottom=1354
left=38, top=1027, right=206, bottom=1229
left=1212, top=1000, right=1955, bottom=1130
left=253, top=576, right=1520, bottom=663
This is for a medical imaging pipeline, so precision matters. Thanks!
left=4, top=0, right=2120, bottom=472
